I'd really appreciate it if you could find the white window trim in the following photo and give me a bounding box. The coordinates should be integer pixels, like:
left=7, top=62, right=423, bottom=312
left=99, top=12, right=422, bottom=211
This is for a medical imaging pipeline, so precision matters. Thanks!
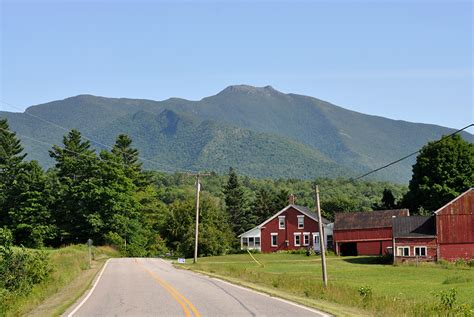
left=397, top=246, right=410, bottom=257
left=271, top=233, right=278, bottom=247
left=303, top=232, right=310, bottom=246
left=294, top=232, right=301, bottom=247
left=278, top=216, right=286, bottom=230
left=414, top=246, right=427, bottom=257
left=297, top=215, right=305, bottom=229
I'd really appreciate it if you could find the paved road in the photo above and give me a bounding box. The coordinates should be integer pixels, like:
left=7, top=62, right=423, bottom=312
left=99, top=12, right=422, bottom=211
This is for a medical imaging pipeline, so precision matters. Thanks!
left=64, top=258, right=329, bottom=317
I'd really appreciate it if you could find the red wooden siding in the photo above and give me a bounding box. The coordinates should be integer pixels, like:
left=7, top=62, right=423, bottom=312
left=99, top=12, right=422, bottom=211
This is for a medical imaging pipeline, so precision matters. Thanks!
left=395, top=237, right=437, bottom=262
left=436, top=189, right=474, bottom=260
left=439, top=244, right=474, bottom=260
left=334, top=227, right=393, bottom=256
left=436, top=190, right=474, bottom=244
left=334, top=227, right=392, bottom=242
left=356, top=241, right=393, bottom=255
left=260, top=206, right=320, bottom=253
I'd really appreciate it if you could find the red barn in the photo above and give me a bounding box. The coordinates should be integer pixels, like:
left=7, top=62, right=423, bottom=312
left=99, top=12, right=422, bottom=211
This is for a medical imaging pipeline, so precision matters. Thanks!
left=435, top=188, right=474, bottom=261
left=393, top=216, right=437, bottom=263
left=333, top=209, right=410, bottom=256
left=239, top=204, right=332, bottom=253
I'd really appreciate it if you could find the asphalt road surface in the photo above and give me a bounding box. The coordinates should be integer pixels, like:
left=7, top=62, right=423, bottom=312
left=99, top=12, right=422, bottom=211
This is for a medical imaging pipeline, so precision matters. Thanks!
left=64, top=258, right=329, bottom=317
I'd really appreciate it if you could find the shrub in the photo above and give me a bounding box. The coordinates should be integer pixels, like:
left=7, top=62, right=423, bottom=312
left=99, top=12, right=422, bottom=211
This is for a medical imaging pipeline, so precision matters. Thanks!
left=0, top=228, right=52, bottom=313
left=358, top=285, right=373, bottom=300
left=434, top=288, right=457, bottom=311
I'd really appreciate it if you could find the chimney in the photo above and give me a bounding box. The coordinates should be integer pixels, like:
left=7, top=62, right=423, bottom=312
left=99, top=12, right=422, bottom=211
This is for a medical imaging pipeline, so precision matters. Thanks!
left=288, top=194, right=296, bottom=205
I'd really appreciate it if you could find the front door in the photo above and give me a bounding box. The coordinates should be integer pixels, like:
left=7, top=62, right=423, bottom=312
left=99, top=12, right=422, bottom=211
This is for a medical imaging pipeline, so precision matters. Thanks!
left=313, top=233, right=320, bottom=252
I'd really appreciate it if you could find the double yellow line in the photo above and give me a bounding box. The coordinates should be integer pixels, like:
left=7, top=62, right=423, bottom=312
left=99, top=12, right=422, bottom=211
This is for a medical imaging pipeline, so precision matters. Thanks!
left=135, top=259, right=200, bottom=317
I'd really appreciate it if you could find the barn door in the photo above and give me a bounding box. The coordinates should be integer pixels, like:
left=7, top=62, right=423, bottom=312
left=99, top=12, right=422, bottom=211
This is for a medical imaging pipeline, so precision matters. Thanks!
left=313, top=233, right=320, bottom=252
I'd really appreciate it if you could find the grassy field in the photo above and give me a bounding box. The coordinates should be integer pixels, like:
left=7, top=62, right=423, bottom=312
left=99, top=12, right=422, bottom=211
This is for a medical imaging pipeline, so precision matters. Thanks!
left=5, top=244, right=119, bottom=317
left=177, top=253, right=474, bottom=316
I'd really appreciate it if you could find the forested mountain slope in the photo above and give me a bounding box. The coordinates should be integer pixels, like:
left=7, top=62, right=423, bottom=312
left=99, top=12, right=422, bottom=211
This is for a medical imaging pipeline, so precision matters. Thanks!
left=1, top=85, right=471, bottom=182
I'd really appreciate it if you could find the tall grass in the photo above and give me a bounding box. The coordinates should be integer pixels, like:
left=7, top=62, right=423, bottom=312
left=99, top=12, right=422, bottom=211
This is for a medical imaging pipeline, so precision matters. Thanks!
left=3, top=245, right=119, bottom=317
left=179, top=253, right=474, bottom=317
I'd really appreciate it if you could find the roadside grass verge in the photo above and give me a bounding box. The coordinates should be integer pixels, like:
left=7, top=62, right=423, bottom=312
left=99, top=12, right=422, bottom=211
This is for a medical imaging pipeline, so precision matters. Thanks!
left=176, top=253, right=474, bottom=316
left=4, top=245, right=119, bottom=317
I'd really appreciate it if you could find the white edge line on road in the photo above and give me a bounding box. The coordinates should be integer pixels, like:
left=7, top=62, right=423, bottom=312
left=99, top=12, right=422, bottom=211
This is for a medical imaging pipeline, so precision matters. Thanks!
left=209, top=276, right=332, bottom=317
left=164, top=259, right=332, bottom=317
left=67, top=258, right=111, bottom=317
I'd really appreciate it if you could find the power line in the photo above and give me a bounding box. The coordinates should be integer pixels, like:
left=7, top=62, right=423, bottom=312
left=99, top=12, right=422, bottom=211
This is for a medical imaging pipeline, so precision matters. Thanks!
left=319, top=123, right=473, bottom=192
left=0, top=126, right=183, bottom=173
left=0, top=99, right=199, bottom=174
left=2, top=99, right=472, bottom=184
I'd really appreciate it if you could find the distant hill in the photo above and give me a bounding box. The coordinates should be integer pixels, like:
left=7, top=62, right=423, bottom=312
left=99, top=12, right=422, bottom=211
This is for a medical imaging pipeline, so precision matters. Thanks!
left=1, top=85, right=472, bottom=182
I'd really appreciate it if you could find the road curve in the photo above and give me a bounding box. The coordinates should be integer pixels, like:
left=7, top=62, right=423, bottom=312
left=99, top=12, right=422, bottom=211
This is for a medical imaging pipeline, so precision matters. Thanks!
left=63, top=258, right=329, bottom=317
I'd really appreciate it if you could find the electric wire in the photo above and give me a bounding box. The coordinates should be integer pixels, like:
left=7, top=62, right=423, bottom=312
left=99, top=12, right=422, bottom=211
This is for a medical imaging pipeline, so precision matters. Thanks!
left=318, top=123, right=473, bottom=192
left=0, top=99, right=200, bottom=174
left=2, top=99, right=472, bottom=186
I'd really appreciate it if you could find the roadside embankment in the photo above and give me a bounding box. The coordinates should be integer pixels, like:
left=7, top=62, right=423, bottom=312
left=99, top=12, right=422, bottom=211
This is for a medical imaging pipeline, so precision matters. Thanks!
left=1, top=244, right=119, bottom=317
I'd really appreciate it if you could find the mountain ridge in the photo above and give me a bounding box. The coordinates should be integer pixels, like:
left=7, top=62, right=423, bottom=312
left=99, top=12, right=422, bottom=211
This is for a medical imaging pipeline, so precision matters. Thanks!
left=1, top=85, right=472, bottom=183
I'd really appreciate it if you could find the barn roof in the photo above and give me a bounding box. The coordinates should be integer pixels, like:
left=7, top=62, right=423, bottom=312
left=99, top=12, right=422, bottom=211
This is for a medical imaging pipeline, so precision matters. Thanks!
left=334, top=209, right=409, bottom=230
left=393, top=216, right=436, bottom=238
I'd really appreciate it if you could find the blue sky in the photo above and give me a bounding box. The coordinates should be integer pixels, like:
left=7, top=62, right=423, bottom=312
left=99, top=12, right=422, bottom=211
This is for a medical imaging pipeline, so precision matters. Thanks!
left=1, top=0, right=472, bottom=130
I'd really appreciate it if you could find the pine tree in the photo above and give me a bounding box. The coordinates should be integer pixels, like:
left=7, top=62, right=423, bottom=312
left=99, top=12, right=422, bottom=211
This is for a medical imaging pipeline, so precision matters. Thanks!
left=8, top=161, right=56, bottom=247
left=111, top=134, right=144, bottom=186
left=224, top=167, right=252, bottom=235
left=0, top=119, right=27, bottom=226
left=274, top=188, right=290, bottom=210
left=0, top=119, right=54, bottom=246
left=49, top=129, right=99, bottom=244
left=372, top=189, right=397, bottom=210
left=253, top=188, right=276, bottom=224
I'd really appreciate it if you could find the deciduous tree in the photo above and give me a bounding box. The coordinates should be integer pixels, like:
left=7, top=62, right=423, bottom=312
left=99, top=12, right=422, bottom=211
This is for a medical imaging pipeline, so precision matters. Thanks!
left=402, top=134, right=473, bottom=213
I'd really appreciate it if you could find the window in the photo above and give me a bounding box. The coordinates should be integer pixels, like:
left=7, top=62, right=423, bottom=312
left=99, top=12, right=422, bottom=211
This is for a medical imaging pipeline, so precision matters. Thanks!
left=271, top=233, right=278, bottom=247
left=397, top=246, right=410, bottom=257
left=242, top=237, right=248, bottom=248
left=313, top=233, right=320, bottom=245
left=278, top=216, right=285, bottom=229
left=248, top=237, right=254, bottom=248
left=294, top=233, right=301, bottom=246
left=414, top=246, right=427, bottom=257
left=255, top=237, right=261, bottom=248
left=297, top=215, right=305, bottom=229
left=303, top=233, right=310, bottom=246
left=327, top=235, right=333, bottom=247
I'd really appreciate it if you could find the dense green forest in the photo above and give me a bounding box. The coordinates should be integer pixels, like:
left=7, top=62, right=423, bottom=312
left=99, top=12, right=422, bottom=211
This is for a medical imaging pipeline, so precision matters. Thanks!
left=2, top=117, right=473, bottom=258
left=0, top=117, right=412, bottom=256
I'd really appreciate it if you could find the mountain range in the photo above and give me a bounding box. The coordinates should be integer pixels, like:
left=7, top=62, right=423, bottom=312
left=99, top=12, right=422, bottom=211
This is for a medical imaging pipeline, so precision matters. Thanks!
left=1, top=85, right=472, bottom=183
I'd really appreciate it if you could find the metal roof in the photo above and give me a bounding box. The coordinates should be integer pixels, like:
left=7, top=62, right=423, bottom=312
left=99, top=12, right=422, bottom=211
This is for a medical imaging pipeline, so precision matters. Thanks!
left=334, top=209, right=409, bottom=230
left=393, top=216, right=436, bottom=238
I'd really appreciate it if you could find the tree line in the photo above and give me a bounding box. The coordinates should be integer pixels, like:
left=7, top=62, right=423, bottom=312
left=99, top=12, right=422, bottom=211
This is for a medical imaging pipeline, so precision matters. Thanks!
left=1, top=118, right=472, bottom=256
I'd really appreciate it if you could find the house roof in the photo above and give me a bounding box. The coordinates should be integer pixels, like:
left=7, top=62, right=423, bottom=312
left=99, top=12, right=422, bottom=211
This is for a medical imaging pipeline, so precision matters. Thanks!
left=334, top=209, right=409, bottom=230
left=238, top=204, right=331, bottom=237
left=434, top=188, right=473, bottom=215
left=393, top=216, right=436, bottom=238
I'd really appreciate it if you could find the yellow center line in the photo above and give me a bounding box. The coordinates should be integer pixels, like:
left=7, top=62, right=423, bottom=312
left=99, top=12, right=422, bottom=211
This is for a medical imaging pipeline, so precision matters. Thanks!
left=135, top=259, right=201, bottom=317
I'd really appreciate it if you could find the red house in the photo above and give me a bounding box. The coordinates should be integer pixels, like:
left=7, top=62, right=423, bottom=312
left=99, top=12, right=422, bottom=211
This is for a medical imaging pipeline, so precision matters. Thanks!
left=435, top=188, right=474, bottom=261
left=239, top=204, right=332, bottom=253
left=333, top=209, right=410, bottom=256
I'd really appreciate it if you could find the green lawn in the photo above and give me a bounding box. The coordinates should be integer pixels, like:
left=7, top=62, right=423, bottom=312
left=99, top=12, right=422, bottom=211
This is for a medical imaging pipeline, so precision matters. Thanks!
left=178, top=253, right=474, bottom=316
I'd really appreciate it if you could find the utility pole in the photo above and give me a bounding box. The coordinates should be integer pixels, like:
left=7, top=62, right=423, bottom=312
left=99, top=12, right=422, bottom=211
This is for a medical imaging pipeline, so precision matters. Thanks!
left=314, top=185, right=328, bottom=287
left=190, top=172, right=210, bottom=264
